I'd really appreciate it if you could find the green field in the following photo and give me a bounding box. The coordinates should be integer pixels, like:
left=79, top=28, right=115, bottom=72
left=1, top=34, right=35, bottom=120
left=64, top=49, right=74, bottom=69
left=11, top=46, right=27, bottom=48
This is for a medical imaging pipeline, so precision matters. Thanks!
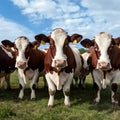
left=0, top=71, right=120, bottom=120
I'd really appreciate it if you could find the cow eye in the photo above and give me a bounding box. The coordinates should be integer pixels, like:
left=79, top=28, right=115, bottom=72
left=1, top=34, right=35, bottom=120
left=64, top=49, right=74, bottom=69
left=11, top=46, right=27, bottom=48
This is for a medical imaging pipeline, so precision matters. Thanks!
left=50, top=44, right=55, bottom=48
left=64, top=44, right=68, bottom=48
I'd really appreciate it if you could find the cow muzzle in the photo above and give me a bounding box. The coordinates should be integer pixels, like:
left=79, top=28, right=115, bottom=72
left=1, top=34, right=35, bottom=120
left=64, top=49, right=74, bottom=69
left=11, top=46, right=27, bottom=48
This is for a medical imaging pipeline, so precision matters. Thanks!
left=97, top=61, right=111, bottom=70
left=16, top=61, right=27, bottom=69
left=54, top=59, right=67, bottom=68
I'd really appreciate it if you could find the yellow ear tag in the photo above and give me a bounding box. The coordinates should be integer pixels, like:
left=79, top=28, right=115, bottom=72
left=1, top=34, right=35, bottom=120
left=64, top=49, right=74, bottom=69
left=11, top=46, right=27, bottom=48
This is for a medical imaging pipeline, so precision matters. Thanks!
left=41, top=40, right=46, bottom=44
left=118, top=44, right=120, bottom=48
left=6, top=45, right=11, bottom=50
left=32, top=45, right=37, bottom=50
left=73, top=39, right=77, bottom=44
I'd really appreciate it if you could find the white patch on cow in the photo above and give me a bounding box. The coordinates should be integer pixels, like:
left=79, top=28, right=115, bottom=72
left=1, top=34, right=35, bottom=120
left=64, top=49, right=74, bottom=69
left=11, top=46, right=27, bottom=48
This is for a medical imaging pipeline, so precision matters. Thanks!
left=1, top=47, right=13, bottom=58
left=51, top=28, right=67, bottom=67
left=70, top=45, right=82, bottom=77
left=46, top=71, right=73, bottom=91
left=15, top=37, right=29, bottom=68
left=81, top=52, right=91, bottom=69
left=95, top=32, right=112, bottom=64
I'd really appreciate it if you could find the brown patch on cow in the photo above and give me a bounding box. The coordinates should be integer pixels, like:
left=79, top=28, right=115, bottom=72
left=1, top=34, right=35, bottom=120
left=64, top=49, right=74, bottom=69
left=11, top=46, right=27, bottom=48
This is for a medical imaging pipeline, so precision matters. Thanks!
left=108, top=45, right=120, bottom=69
left=65, top=89, right=70, bottom=96
left=99, top=32, right=105, bottom=34
left=49, top=89, right=55, bottom=96
left=87, top=47, right=98, bottom=69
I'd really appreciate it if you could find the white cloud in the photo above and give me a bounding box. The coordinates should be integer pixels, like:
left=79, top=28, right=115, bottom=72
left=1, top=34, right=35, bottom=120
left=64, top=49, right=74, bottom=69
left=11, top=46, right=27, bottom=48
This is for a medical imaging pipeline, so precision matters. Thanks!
left=10, top=0, right=120, bottom=39
left=0, top=15, right=35, bottom=42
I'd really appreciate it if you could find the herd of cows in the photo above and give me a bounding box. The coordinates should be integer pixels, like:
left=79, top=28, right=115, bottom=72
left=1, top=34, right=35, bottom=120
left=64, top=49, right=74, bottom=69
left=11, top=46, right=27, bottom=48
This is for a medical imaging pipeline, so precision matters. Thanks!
left=0, top=28, right=120, bottom=108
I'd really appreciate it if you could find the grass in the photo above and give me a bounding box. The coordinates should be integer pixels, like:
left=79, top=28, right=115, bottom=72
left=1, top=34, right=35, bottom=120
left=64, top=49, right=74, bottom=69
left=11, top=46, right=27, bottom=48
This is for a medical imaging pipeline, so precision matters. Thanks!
left=0, top=71, right=120, bottom=120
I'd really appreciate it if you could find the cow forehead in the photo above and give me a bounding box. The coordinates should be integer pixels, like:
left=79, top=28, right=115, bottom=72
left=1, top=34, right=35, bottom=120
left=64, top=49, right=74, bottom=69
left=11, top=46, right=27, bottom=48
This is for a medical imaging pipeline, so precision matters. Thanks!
left=95, top=32, right=112, bottom=49
left=15, top=37, right=29, bottom=51
left=51, top=28, right=67, bottom=46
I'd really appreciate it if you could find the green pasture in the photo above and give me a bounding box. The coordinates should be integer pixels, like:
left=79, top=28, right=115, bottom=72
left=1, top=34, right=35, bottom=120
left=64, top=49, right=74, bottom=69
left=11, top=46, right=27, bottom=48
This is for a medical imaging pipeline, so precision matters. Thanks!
left=0, top=71, right=120, bottom=120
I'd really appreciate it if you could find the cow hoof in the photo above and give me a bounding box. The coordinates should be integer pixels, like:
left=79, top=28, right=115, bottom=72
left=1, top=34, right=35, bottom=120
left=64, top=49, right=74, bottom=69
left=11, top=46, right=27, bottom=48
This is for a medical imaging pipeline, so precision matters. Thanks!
left=31, top=98, right=36, bottom=101
left=112, top=102, right=118, bottom=110
left=92, top=101, right=99, bottom=106
left=65, top=104, right=71, bottom=107
left=17, top=97, right=23, bottom=101
left=48, top=105, right=54, bottom=108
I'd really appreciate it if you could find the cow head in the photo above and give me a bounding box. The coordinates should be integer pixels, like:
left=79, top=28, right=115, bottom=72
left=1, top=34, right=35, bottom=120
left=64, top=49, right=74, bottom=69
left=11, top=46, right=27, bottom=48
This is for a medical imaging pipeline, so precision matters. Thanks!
left=2, top=36, right=40, bottom=70
left=81, top=32, right=113, bottom=71
left=35, top=28, right=82, bottom=71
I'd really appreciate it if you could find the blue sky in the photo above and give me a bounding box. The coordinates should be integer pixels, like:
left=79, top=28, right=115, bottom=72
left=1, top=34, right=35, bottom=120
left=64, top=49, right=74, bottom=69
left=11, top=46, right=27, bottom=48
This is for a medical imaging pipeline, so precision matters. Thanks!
left=0, top=0, right=120, bottom=49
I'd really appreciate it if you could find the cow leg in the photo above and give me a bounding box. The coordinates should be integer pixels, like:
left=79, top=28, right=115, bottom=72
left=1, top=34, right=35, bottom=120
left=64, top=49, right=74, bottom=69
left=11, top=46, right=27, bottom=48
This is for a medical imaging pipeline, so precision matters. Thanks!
left=43, top=75, right=47, bottom=88
left=46, top=74, right=56, bottom=107
left=82, top=76, right=86, bottom=89
left=63, top=76, right=73, bottom=107
left=92, top=70, right=102, bottom=104
left=30, top=69, right=39, bottom=100
left=93, top=82, right=101, bottom=104
left=79, top=76, right=86, bottom=89
left=111, top=83, right=118, bottom=106
left=74, top=77, right=79, bottom=88
left=5, top=74, right=11, bottom=90
left=18, top=78, right=25, bottom=99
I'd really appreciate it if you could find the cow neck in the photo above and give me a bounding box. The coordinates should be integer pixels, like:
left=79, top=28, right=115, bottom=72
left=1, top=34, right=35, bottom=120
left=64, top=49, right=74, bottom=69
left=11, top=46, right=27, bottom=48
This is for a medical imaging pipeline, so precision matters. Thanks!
left=24, top=67, right=30, bottom=75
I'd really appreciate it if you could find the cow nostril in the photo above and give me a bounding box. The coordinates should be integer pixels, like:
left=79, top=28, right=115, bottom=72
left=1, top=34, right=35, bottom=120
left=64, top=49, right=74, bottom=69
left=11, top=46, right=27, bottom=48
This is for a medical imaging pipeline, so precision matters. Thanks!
left=55, top=60, right=66, bottom=67
left=17, top=61, right=26, bottom=69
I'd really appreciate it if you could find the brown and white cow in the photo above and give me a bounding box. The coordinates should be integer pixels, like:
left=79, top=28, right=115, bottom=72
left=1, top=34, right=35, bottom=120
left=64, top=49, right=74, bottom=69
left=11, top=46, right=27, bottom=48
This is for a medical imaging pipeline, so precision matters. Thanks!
left=81, top=32, right=120, bottom=106
left=73, top=52, right=90, bottom=88
left=35, top=28, right=83, bottom=107
left=2, top=36, right=46, bottom=99
left=0, top=42, right=16, bottom=90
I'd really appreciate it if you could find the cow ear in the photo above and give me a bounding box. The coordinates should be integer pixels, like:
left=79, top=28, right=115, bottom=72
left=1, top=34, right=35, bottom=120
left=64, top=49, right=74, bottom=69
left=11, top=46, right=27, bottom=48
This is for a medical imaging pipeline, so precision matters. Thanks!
left=1, top=40, right=14, bottom=50
left=70, top=34, right=83, bottom=43
left=112, top=37, right=120, bottom=48
left=81, top=39, right=94, bottom=48
left=30, top=41, right=40, bottom=50
left=35, top=34, right=49, bottom=44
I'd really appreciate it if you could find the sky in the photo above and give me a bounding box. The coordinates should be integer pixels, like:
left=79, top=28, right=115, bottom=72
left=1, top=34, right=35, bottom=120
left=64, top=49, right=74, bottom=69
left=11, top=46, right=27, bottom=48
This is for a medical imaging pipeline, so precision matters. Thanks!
left=0, top=0, right=120, bottom=49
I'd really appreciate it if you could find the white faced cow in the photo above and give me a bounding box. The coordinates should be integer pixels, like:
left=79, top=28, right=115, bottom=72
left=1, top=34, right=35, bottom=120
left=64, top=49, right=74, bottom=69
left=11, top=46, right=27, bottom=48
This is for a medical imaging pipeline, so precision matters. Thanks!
left=2, top=36, right=46, bottom=100
left=35, top=28, right=83, bottom=107
left=81, top=32, right=120, bottom=107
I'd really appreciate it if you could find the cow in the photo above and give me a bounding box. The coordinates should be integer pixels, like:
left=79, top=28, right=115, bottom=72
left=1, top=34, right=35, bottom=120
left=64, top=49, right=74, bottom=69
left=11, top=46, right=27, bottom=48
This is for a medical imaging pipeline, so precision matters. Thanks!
left=73, top=52, right=90, bottom=88
left=81, top=32, right=120, bottom=107
left=0, top=42, right=16, bottom=90
left=2, top=36, right=46, bottom=100
left=35, top=28, right=83, bottom=107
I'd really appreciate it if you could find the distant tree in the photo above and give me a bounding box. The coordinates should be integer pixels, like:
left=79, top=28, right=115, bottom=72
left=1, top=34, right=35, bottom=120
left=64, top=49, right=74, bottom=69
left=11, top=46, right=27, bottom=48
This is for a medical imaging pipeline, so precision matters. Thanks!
left=79, top=48, right=86, bottom=54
